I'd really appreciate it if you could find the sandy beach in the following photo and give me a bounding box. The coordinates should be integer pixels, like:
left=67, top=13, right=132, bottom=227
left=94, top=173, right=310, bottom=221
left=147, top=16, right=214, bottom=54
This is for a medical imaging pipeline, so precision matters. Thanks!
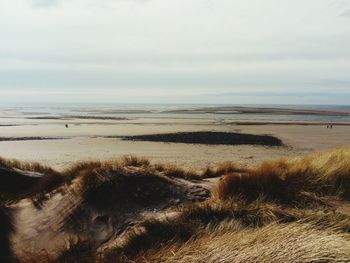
left=1, top=116, right=349, bottom=170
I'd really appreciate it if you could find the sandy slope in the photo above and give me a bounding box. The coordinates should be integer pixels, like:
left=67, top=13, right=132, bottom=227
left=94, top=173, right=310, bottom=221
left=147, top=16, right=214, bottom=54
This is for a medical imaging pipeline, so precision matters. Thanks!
left=11, top=171, right=211, bottom=257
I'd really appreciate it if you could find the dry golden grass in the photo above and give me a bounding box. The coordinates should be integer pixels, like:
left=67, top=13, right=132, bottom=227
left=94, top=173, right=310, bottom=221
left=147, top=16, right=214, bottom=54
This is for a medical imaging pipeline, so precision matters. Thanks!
left=1, top=149, right=350, bottom=262
left=202, top=161, right=248, bottom=178
left=0, top=157, right=63, bottom=205
left=120, top=155, right=150, bottom=167
left=217, top=148, right=350, bottom=204
left=106, top=200, right=298, bottom=259
left=100, top=195, right=350, bottom=261
left=59, top=155, right=244, bottom=187
left=138, top=221, right=350, bottom=263
left=63, top=156, right=202, bottom=182
left=154, top=163, right=200, bottom=180
left=75, top=165, right=187, bottom=210
left=14, top=199, right=350, bottom=263
left=0, top=157, right=58, bottom=177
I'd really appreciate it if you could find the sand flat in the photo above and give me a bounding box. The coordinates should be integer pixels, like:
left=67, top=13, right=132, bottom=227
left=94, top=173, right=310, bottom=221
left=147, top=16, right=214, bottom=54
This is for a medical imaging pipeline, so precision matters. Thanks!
left=232, top=124, right=350, bottom=151
left=0, top=117, right=349, bottom=170
left=0, top=137, right=303, bottom=170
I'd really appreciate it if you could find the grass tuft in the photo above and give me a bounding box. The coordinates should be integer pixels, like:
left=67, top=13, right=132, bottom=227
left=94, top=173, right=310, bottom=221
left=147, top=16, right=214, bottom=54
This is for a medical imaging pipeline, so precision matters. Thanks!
left=217, top=148, right=350, bottom=204
left=202, top=161, right=247, bottom=178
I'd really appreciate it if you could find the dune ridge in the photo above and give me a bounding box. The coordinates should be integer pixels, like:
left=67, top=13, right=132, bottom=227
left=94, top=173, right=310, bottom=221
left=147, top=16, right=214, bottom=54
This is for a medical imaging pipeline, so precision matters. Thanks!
left=0, top=149, right=349, bottom=262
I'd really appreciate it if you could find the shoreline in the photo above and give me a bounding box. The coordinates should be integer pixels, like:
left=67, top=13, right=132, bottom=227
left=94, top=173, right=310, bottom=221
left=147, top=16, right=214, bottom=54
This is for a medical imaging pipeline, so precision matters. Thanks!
left=224, top=121, right=350, bottom=125
left=161, top=106, right=350, bottom=116
left=3, top=115, right=350, bottom=126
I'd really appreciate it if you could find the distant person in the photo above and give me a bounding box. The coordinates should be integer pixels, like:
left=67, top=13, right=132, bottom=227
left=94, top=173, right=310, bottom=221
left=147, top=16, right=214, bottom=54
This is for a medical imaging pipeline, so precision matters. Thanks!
left=327, top=125, right=329, bottom=129
left=330, top=125, right=333, bottom=129
left=65, top=124, right=69, bottom=128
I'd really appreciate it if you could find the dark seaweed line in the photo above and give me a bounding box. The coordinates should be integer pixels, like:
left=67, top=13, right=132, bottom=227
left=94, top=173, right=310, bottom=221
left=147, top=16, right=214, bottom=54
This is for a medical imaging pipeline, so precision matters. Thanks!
left=0, top=137, right=70, bottom=142
left=119, top=132, right=283, bottom=146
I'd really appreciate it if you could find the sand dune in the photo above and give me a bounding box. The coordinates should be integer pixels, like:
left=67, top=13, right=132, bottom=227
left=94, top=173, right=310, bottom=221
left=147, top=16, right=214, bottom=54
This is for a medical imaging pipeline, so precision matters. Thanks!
left=0, top=149, right=349, bottom=262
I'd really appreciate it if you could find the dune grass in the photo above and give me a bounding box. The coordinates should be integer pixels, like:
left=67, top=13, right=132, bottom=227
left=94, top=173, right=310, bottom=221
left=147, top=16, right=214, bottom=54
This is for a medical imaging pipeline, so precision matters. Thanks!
left=217, top=148, right=350, bottom=204
left=0, top=157, right=63, bottom=205
left=13, top=199, right=350, bottom=263
left=1, top=148, right=350, bottom=262
left=75, top=165, right=186, bottom=210
left=106, top=200, right=297, bottom=260
left=202, top=161, right=248, bottom=178
left=0, top=154, right=243, bottom=205
left=137, top=221, right=350, bottom=263
left=102, top=198, right=350, bottom=262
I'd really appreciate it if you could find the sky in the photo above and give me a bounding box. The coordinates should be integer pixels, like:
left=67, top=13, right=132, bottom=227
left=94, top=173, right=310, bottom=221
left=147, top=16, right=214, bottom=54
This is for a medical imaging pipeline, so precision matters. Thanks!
left=0, top=0, right=350, bottom=104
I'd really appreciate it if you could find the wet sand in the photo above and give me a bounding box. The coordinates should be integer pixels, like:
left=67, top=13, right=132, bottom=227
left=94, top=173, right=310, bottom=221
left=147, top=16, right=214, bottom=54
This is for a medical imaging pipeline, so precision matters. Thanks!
left=0, top=117, right=349, bottom=170
left=162, top=106, right=350, bottom=116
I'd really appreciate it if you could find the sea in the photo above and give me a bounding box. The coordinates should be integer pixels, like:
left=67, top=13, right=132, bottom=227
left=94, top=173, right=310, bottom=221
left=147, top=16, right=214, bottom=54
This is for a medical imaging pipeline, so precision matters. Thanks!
left=1, top=103, right=350, bottom=125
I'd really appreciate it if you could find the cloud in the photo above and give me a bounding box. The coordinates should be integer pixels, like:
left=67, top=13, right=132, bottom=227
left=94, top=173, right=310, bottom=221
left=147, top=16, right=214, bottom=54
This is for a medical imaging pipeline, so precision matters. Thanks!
left=30, top=0, right=150, bottom=9
left=31, top=0, right=60, bottom=7
left=340, top=9, right=350, bottom=17
left=209, top=91, right=350, bottom=98
left=0, top=0, right=350, bottom=104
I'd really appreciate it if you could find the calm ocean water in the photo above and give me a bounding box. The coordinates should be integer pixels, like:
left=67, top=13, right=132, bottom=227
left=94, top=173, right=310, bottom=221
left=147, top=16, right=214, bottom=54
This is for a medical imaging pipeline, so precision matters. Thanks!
left=0, top=103, right=350, bottom=124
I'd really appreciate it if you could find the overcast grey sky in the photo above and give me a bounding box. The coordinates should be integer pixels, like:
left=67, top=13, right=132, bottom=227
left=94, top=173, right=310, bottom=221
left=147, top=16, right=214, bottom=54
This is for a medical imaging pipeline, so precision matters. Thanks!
left=1, top=0, right=350, bottom=104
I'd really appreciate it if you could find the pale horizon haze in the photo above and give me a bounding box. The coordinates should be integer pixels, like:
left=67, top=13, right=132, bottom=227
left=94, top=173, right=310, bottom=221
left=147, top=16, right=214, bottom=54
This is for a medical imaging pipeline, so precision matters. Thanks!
left=1, top=0, right=350, bottom=105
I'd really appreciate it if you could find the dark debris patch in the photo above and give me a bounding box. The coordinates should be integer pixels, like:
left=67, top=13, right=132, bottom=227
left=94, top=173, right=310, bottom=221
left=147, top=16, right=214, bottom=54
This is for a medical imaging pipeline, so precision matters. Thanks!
left=0, top=137, right=69, bottom=142
left=120, top=131, right=283, bottom=146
